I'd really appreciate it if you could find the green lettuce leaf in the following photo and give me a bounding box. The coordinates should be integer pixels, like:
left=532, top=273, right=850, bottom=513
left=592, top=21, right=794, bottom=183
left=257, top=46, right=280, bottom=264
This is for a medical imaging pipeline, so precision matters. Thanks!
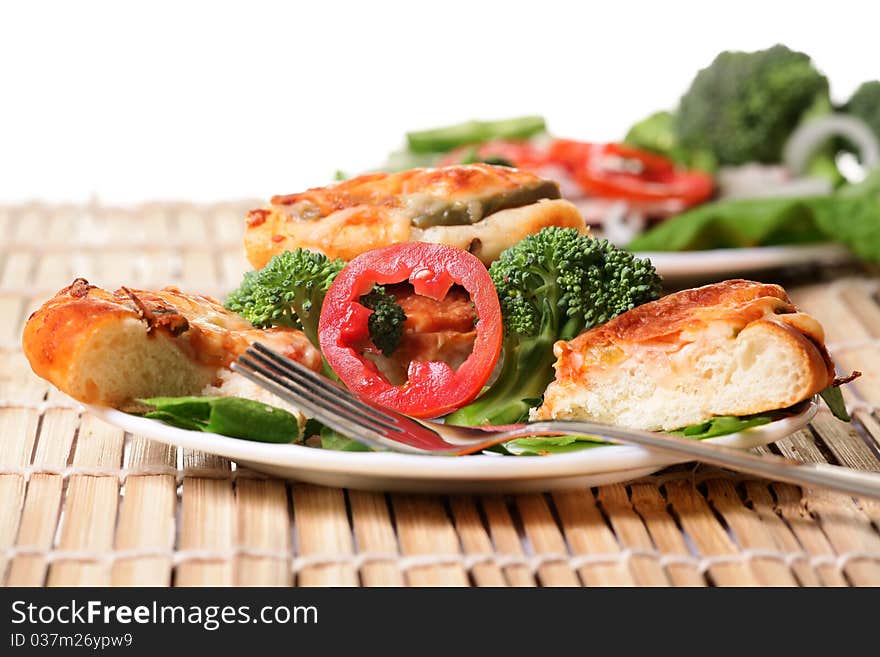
left=628, top=169, right=880, bottom=262
left=627, top=196, right=829, bottom=252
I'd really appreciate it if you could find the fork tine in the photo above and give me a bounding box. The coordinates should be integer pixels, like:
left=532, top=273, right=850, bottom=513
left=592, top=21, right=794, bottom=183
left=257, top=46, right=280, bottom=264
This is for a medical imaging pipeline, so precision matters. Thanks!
left=250, top=343, right=403, bottom=425
left=243, top=347, right=404, bottom=433
left=235, top=354, right=396, bottom=434
left=231, top=359, right=392, bottom=449
left=230, top=362, right=365, bottom=438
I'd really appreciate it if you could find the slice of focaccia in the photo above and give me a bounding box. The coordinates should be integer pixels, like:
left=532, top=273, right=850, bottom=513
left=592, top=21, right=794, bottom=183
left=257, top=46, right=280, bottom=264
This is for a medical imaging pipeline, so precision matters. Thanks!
left=22, top=278, right=321, bottom=409
left=533, top=279, right=835, bottom=431
left=244, top=163, right=586, bottom=267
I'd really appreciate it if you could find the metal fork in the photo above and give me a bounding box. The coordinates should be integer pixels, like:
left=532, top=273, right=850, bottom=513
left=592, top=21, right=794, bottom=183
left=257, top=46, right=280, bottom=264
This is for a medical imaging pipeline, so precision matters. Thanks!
left=231, top=343, right=880, bottom=500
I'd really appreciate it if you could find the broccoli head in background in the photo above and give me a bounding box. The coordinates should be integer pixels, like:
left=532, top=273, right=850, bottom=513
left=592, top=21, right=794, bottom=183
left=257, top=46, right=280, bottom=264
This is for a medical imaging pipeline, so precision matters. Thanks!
left=225, top=248, right=406, bottom=362
left=845, top=81, right=880, bottom=136
left=676, top=44, right=831, bottom=166
left=446, top=228, right=662, bottom=427
left=843, top=81, right=880, bottom=158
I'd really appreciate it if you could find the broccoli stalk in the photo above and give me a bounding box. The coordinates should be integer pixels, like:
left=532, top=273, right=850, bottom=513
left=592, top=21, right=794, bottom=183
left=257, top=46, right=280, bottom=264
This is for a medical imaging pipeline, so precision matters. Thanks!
left=225, top=249, right=406, bottom=368
left=448, top=329, right=557, bottom=426
left=845, top=81, right=880, bottom=135
left=445, top=228, right=662, bottom=427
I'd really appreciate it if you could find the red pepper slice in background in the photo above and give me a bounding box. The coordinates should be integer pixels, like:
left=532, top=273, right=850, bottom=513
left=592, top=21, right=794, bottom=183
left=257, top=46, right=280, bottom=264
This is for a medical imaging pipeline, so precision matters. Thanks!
left=438, top=138, right=714, bottom=212
left=318, top=243, right=502, bottom=418
left=548, top=140, right=714, bottom=207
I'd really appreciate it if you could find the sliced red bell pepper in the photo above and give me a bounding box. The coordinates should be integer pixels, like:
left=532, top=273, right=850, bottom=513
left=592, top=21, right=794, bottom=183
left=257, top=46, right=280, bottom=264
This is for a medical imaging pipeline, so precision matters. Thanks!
left=548, top=140, right=714, bottom=207
left=437, top=138, right=714, bottom=211
left=318, top=243, right=502, bottom=418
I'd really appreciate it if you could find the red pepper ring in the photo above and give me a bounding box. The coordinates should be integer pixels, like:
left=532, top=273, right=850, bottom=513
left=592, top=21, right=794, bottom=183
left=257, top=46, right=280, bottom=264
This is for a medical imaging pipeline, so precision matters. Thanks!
left=318, top=243, right=503, bottom=418
left=548, top=140, right=715, bottom=207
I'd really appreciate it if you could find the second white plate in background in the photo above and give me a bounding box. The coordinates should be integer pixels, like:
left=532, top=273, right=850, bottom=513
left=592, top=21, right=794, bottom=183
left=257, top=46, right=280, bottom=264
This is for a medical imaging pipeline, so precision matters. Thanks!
left=637, top=243, right=852, bottom=280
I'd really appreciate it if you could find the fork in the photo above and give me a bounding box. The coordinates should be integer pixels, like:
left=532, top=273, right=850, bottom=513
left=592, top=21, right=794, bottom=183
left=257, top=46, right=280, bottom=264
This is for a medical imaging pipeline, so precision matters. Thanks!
left=231, top=343, right=880, bottom=500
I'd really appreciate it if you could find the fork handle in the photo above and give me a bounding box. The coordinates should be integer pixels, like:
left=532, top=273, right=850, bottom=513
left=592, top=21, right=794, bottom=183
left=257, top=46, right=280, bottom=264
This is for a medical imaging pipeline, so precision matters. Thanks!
left=517, top=421, right=880, bottom=500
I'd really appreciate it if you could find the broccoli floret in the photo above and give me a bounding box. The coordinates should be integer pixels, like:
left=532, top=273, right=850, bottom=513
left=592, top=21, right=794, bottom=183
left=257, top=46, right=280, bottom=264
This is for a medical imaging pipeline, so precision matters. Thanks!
left=846, top=81, right=880, bottom=137
left=226, top=249, right=345, bottom=349
left=225, top=248, right=406, bottom=359
left=359, top=286, right=407, bottom=357
left=445, top=228, right=662, bottom=426
left=676, top=44, right=830, bottom=166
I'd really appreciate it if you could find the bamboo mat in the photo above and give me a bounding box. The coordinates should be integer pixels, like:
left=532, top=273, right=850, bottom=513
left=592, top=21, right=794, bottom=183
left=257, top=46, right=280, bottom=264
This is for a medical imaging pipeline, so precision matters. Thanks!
left=2, top=201, right=880, bottom=587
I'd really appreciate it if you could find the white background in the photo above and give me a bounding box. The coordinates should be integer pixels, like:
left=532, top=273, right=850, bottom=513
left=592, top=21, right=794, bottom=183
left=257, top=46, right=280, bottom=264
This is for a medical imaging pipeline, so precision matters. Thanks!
left=1, top=0, right=877, bottom=203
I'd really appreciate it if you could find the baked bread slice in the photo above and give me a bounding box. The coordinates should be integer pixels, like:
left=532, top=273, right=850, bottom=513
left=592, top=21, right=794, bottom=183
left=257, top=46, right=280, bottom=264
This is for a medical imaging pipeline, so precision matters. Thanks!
left=244, top=163, right=586, bottom=267
left=533, top=279, right=835, bottom=431
left=22, top=278, right=321, bottom=409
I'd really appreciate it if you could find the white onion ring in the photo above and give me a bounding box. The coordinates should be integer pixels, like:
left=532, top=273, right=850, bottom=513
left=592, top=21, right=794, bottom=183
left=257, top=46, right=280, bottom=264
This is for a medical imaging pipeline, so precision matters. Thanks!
left=783, top=113, right=879, bottom=175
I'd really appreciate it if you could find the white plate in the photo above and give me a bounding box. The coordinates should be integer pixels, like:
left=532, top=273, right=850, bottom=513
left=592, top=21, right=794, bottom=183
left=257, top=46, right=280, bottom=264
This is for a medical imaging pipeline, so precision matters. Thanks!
left=636, top=243, right=852, bottom=280
left=88, top=400, right=817, bottom=493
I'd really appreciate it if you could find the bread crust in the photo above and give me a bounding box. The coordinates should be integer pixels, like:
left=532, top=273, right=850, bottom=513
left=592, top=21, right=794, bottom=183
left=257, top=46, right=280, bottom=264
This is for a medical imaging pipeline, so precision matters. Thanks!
left=244, top=164, right=586, bottom=267
left=22, top=279, right=321, bottom=407
left=535, top=279, right=836, bottom=428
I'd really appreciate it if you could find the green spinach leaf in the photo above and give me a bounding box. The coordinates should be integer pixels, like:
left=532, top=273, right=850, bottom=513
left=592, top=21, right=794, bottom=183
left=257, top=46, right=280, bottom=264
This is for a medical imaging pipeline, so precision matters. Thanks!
left=504, top=410, right=789, bottom=456
left=139, top=396, right=300, bottom=444
left=319, top=425, right=372, bottom=452
left=818, top=385, right=850, bottom=422
left=667, top=413, right=777, bottom=439
left=503, top=434, right=607, bottom=456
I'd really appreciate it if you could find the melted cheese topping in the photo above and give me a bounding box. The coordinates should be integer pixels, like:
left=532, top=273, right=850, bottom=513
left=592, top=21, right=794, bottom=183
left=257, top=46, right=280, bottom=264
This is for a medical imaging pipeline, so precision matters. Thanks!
left=244, top=165, right=586, bottom=267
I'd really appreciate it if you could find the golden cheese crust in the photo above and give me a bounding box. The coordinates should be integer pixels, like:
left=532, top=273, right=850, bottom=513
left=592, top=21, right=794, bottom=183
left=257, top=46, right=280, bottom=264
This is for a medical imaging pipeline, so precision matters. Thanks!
left=535, top=279, right=836, bottom=428
left=22, top=279, right=322, bottom=407
left=556, top=279, right=832, bottom=374
left=244, top=164, right=586, bottom=267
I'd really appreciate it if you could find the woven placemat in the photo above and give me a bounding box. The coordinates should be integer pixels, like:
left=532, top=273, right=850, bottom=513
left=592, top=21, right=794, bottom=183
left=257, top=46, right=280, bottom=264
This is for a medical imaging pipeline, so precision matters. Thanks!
left=1, top=202, right=879, bottom=586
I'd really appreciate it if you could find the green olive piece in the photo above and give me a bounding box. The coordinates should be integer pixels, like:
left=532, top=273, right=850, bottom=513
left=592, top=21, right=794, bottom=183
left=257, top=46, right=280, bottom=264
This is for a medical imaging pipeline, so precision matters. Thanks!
left=409, top=179, right=561, bottom=229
